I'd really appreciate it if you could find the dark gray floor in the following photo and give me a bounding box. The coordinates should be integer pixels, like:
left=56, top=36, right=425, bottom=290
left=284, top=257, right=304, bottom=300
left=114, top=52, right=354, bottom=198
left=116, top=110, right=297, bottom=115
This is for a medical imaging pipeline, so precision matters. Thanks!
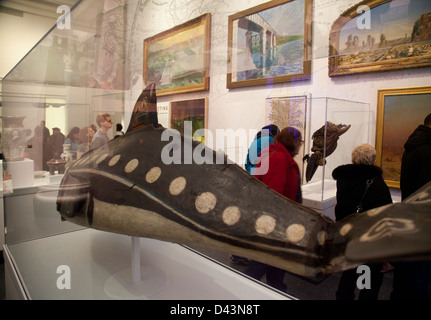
left=0, top=246, right=396, bottom=300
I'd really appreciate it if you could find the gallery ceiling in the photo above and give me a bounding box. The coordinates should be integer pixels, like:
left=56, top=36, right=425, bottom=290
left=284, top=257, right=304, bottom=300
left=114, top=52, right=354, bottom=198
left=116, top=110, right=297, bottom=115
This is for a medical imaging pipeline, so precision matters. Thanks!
left=0, top=0, right=80, bottom=19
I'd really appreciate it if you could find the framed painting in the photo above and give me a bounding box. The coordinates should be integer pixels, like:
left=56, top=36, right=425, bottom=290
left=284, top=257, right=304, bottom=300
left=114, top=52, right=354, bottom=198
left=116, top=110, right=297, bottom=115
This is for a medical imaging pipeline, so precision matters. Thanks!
left=376, top=86, right=431, bottom=188
left=329, top=0, right=431, bottom=77
left=170, top=98, right=208, bottom=143
left=144, top=14, right=211, bottom=96
left=227, top=0, right=312, bottom=89
left=265, top=94, right=309, bottom=180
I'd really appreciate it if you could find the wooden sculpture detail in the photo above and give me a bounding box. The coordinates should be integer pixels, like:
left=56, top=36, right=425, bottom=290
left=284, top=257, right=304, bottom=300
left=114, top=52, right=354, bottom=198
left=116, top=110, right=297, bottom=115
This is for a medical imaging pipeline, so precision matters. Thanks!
left=304, top=122, right=351, bottom=182
left=57, top=84, right=431, bottom=280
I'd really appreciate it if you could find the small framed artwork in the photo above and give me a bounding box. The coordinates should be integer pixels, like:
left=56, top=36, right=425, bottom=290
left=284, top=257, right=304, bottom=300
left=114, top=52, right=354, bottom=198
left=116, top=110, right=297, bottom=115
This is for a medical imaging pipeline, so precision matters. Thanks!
left=169, top=98, right=208, bottom=143
left=376, top=86, right=431, bottom=188
left=227, top=0, right=312, bottom=89
left=265, top=94, right=309, bottom=179
left=329, top=0, right=431, bottom=77
left=144, top=13, right=211, bottom=96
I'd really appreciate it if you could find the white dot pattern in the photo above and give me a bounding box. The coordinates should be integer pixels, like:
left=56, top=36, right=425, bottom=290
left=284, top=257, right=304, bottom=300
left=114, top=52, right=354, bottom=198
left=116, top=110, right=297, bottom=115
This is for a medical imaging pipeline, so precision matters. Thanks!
left=340, top=223, right=353, bottom=236
left=125, top=159, right=139, bottom=173
left=286, top=224, right=306, bottom=243
left=317, top=230, right=327, bottom=246
left=195, top=192, right=217, bottom=214
left=146, top=167, right=161, bottom=183
left=96, top=153, right=109, bottom=165
left=255, top=215, right=276, bottom=235
left=222, top=206, right=241, bottom=226
left=109, top=154, right=121, bottom=166
left=169, top=177, right=187, bottom=195
left=85, top=151, right=324, bottom=245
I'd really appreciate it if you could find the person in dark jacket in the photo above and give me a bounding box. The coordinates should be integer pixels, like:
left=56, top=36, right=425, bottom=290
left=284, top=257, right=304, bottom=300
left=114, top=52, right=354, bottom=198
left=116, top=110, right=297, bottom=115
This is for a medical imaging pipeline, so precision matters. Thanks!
left=244, top=127, right=303, bottom=292
left=400, top=113, right=431, bottom=200
left=332, top=143, right=392, bottom=300
left=391, top=113, right=431, bottom=300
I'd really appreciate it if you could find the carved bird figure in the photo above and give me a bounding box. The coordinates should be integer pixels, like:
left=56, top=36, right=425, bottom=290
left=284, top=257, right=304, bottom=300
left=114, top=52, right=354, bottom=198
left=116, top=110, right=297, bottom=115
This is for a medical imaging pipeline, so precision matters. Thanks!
left=304, top=122, right=351, bottom=182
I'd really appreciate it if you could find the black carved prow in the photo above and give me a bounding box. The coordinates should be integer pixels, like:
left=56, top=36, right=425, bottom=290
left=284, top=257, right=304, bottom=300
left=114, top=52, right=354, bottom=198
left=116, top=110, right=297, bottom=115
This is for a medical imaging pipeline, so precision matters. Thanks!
left=126, top=83, right=158, bottom=133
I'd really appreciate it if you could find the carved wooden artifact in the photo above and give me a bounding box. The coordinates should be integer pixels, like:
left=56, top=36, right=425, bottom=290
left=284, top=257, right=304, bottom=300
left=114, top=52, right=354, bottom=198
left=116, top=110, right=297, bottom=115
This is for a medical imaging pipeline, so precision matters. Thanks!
left=57, top=84, right=431, bottom=280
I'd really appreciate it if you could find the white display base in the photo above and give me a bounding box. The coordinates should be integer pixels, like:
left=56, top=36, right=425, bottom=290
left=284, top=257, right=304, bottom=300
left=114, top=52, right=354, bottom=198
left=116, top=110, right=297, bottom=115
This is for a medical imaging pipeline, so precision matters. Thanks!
left=4, top=229, right=292, bottom=300
left=302, top=179, right=337, bottom=221
left=7, top=158, right=34, bottom=189
left=104, top=237, right=167, bottom=299
left=104, top=266, right=167, bottom=299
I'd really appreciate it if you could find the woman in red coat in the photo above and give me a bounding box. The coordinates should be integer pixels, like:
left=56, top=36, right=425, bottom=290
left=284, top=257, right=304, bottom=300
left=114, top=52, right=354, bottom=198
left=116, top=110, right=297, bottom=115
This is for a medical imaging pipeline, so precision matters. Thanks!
left=254, top=127, right=303, bottom=202
left=245, top=127, right=303, bottom=292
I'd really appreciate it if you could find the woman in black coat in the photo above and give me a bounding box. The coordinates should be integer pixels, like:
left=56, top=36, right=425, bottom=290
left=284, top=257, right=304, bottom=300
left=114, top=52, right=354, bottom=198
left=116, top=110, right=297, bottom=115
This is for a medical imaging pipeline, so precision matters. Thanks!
left=332, top=144, right=393, bottom=300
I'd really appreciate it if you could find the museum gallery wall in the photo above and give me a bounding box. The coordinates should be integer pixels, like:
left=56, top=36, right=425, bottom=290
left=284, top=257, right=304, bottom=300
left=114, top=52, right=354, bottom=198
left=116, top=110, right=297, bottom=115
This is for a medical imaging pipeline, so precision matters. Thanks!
left=2, top=0, right=431, bottom=299
left=2, top=0, right=431, bottom=186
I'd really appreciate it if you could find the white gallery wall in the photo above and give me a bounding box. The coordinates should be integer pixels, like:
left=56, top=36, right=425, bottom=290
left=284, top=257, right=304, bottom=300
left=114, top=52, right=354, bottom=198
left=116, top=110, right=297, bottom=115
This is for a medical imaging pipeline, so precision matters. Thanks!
left=122, top=0, right=431, bottom=166
left=2, top=0, right=430, bottom=179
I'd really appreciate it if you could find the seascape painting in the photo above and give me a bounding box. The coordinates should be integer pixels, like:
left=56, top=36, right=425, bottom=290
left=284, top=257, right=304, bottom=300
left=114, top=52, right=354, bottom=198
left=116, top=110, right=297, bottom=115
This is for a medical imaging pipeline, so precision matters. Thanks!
left=329, top=0, right=431, bottom=76
left=227, top=0, right=312, bottom=88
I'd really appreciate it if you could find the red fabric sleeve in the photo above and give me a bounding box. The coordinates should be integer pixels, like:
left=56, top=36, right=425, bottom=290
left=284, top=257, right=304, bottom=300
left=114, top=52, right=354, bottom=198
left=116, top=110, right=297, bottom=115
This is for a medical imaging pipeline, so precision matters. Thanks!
left=259, top=153, right=299, bottom=201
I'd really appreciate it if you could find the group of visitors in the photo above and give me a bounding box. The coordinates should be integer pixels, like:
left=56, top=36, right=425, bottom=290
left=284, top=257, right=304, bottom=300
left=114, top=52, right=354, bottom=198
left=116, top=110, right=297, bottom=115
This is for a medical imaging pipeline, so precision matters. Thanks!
left=27, top=113, right=124, bottom=171
left=239, top=113, right=431, bottom=300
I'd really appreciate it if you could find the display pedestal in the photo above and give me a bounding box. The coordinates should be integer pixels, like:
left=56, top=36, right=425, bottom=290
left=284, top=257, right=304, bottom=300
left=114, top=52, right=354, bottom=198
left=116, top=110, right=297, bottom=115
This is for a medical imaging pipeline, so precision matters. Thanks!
left=302, top=179, right=337, bottom=221
left=103, top=237, right=167, bottom=299
left=7, top=158, right=34, bottom=189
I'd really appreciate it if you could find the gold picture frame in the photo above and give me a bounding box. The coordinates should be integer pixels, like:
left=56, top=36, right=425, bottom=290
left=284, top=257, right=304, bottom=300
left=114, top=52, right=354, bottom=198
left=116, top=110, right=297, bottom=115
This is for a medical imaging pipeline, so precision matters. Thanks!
left=329, top=0, right=431, bottom=77
left=227, top=0, right=312, bottom=89
left=144, top=14, right=211, bottom=96
left=376, top=86, right=431, bottom=188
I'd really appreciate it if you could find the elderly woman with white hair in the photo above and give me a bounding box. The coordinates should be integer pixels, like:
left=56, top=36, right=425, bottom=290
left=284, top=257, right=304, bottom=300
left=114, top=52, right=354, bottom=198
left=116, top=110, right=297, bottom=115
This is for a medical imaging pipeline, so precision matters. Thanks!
left=332, top=143, right=393, bottom=300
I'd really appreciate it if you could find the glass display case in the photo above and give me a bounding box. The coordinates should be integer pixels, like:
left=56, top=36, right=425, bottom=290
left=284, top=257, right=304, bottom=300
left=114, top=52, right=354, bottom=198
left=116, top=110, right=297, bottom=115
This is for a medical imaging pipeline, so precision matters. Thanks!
left=1, top=0, right=428, bottom=300
left=303, top=98, right=371, bottom=220
left=0, top=0, right=293, bottom=301
left=266, top=96, right=371, bottom=220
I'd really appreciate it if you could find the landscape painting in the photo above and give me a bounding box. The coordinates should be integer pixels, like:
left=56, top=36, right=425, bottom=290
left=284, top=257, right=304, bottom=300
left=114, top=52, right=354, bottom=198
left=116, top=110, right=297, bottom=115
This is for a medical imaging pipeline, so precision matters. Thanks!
left=376, top=86, right=431, bottom=188
left=144, top=14, right=211, bottom=96
left=329, top=0, right=431, bottom=76
left=227, top=0, right=312, bottom=88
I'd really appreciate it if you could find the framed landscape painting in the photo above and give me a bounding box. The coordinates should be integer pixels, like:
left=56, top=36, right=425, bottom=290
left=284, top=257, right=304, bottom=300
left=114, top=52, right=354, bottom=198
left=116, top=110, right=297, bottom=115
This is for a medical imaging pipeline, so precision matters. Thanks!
left=227, top=0, right=312, bottom=89
left=375, top=86, right=431, bottom=188
left=329, top=0, right=431, bottom=76
left=144, top=14, right=211, bottom=96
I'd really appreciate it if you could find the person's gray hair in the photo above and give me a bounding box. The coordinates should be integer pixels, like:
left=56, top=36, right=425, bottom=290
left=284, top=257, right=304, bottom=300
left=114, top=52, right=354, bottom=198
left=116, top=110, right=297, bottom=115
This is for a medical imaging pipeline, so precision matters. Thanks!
left=351, top=143, right=376, bottom=165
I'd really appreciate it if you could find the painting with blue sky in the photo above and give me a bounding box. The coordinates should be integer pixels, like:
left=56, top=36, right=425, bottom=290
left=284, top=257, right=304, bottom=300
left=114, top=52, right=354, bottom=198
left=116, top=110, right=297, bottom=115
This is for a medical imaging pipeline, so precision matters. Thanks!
left=330, top=0, right=431, bottom=76
left=228, top=0, right=311, bottom=87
